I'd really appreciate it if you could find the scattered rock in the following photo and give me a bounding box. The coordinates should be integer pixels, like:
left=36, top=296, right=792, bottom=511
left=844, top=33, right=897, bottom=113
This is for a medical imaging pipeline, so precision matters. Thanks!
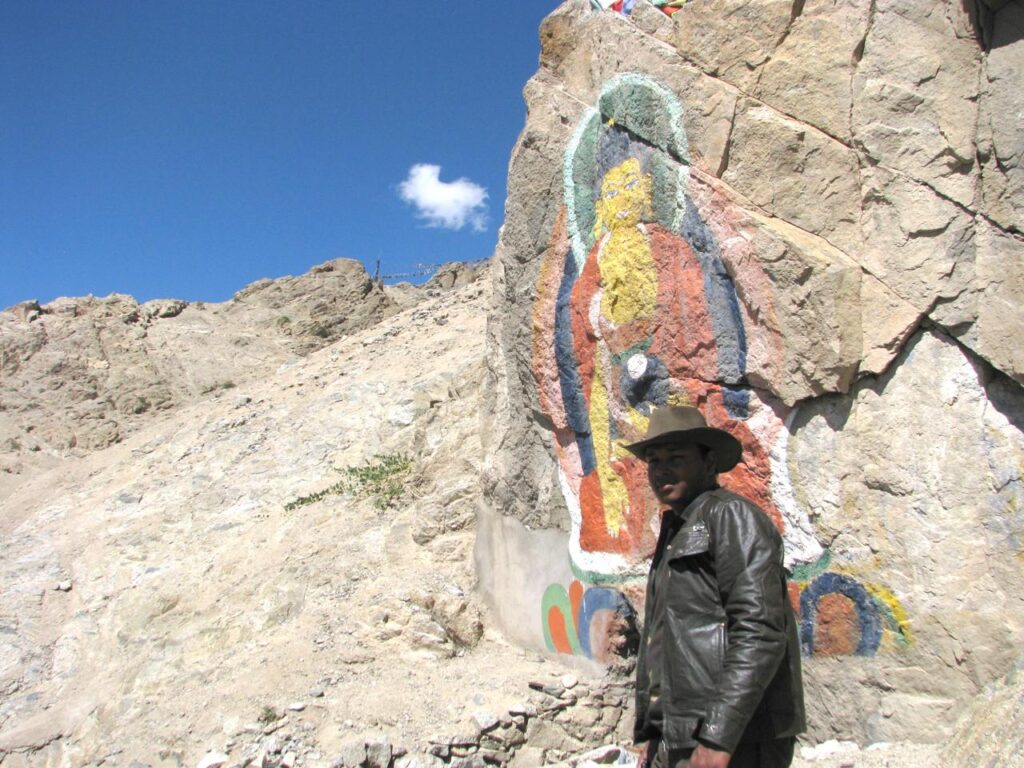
left=333, top=739, right=365, bottom=768
left=573, top=744, right=630, bottom=765
left=471, top=711, right=499, bottom=734
left=365, top=739, right=393, bottom=768
left=394, top=755, right=444, bottom=768
left=196, top=752, right=229, bottom=768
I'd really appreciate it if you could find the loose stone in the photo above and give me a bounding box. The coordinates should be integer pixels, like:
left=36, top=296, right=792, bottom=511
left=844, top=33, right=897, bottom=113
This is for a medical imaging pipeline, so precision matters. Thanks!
left=472, top=711, right=500, bottom=733
left=197, top=752, right=229, bottom=768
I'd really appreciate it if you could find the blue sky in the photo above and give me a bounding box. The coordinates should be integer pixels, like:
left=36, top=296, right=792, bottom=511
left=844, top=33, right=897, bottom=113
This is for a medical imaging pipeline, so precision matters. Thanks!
left=0, top=2, right=555, bottom=309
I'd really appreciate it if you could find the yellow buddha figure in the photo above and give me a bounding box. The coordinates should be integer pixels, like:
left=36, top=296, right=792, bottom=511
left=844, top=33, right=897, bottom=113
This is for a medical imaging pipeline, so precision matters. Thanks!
left=581, top=157, right=661, bottom=538
left=592, top=158, right=658, bottom=328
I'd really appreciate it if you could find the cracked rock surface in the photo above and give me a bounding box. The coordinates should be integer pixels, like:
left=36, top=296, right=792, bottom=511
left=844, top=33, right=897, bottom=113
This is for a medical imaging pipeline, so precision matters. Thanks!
left=483, top=0, right=1024, bottom=759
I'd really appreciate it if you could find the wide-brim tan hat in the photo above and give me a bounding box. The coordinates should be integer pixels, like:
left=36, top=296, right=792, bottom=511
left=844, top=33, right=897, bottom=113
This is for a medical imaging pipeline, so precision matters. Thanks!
left=624, top=405, right=742, bottom=472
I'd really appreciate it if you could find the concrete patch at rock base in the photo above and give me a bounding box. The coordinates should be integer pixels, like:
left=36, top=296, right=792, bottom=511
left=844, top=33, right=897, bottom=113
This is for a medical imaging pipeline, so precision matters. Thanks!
left=474, top=501, right=589, bottom=660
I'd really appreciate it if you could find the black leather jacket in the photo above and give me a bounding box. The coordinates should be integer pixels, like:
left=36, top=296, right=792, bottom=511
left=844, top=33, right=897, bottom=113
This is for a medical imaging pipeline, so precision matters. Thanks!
left=634, top=488, right=805, bottom=753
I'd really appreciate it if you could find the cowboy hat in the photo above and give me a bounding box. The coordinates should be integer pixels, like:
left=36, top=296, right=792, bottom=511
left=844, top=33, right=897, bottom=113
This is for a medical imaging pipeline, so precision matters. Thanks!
left=624, top=405, right=742, bottom=472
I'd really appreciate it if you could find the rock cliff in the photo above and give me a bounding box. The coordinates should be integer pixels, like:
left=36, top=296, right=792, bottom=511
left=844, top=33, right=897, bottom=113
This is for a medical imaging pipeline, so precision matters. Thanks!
left=480, top=0, right=1024, bottom=753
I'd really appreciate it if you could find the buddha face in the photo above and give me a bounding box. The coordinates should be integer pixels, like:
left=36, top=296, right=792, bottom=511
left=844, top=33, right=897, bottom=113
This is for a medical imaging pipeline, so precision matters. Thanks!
left=594, top=157, right=652, bottom=233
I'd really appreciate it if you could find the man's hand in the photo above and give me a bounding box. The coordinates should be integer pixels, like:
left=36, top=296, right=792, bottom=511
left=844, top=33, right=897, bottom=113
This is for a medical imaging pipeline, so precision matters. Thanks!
left=689, top=743, right=731, bottom=768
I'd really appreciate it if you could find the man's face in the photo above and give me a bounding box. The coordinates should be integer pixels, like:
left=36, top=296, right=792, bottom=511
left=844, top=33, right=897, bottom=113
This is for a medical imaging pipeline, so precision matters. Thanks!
left=645, top=441, right=716, bottom=508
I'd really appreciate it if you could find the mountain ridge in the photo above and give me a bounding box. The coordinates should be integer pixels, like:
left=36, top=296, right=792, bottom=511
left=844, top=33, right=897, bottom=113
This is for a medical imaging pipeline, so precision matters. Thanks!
left=0, top=258, right=483, bottom=500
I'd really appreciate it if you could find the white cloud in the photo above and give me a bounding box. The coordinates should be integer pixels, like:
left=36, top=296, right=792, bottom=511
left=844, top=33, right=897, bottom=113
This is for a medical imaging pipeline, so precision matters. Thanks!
left=398, top=164, right=488, bottom=232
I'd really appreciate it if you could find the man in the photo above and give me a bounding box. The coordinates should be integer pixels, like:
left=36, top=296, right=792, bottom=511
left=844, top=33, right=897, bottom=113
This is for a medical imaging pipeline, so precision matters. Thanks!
left=628, top=406, right=805, bottom=768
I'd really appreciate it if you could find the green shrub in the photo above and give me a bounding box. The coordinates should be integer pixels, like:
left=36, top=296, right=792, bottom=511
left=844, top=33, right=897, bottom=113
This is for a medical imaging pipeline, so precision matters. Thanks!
left=258, top=705, right=280, bottom=724
left=285, top=453, right=412, bottom=512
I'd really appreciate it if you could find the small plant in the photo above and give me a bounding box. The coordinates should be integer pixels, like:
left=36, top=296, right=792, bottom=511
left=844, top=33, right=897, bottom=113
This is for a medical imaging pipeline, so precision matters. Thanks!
left=284, top=453, right=412, bottom=512
left=200, top=381, right=236, bottom=394
left=341, top=453, right=413, bottom=511
left=257, top=705, right=280, bottom=724
left=308, top=322, right=331, bottom=339
left=284, top=478, right=349, bottom=511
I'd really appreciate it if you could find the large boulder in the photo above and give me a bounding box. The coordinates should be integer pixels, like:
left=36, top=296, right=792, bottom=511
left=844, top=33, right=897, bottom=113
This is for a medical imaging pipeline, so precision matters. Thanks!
left=479, top=0, right=1024, bottom=746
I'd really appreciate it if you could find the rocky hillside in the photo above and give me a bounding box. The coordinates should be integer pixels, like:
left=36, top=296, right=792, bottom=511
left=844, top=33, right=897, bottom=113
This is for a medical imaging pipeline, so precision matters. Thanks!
left=0, top=259, right=481, bottom=496
left=0, top=259, right=955, bottom=768
left=0, top=271, right=579, bottom=768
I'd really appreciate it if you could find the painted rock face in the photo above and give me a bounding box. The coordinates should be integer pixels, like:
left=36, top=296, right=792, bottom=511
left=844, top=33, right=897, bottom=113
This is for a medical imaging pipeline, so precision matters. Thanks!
left=532, top=74, right=910, bottom=662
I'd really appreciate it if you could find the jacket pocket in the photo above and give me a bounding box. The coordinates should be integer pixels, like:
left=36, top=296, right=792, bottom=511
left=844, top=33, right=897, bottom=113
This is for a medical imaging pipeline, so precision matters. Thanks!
left=667, top=525, right=710, bottom=558
left=663, top=614, right=725, bottom=704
